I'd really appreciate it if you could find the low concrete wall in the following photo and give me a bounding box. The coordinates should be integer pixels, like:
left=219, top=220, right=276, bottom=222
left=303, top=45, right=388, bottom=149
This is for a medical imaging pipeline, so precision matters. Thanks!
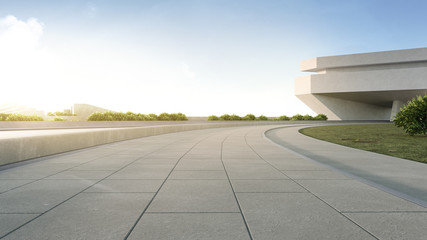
left=0, top=122, right=289, bottom=167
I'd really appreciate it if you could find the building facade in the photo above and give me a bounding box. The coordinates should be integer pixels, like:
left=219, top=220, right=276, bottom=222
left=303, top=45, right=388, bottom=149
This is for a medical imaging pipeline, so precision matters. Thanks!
left=295, top=47, right=427, bottom=120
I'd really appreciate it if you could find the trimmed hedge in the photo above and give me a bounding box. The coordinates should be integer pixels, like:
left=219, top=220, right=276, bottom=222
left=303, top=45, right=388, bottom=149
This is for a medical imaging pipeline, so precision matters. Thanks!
left=208, top=113, right=328, bottom=121
left=87, top=111, right=188, bottom=121
left=0, top=113, right=44, bottom=121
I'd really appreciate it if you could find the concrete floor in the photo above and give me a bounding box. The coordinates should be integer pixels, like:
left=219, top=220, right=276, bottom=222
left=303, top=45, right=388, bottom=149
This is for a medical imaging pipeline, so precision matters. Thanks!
left=0, top=125, right=426, bottom=239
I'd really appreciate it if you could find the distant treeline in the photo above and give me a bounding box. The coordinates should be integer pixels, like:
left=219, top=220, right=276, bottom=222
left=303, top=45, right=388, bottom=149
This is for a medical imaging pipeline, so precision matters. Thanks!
left=208, top=113, right=328, bottom=121
left=87, top=111, right=188, bottom=121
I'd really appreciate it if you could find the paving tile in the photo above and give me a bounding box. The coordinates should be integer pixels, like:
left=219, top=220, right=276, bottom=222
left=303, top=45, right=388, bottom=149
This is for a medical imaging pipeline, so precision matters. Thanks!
left=0, top=214, right=39, bottom=238
left=0, top=180, right=33, bottom=193
left=135, top=158, right=178, bottom=165
left=85, top=179, right=163, bottom=193
left=265, top=158, right=327, bottom=170
left=169, top=170, right=227, bottom=180
left=72, top=156, right=138, bottom=170
left=175, top=160, right=224, bottom=170
left=107, top=165, right=172, bottom=180
left=298, top=180, right=426, bottom=212
left=344, top=212, right=427, bottom=240
left=127, top=213, right=250, bottom=240
left=226, top=165, right=288, bottom=180
left=0, top=180, right=95, bottom=213
left=231, top=180, right=307, bottom=193
left=45, top=170, right=114, bottom=180
left=282, top=170, right=350, bottom=180
left=2, top=193, right=154, bottom=240
left=147, top=180, right=239, bottom=212
left=222, top=159, right=266, bottom=165
left=0, top=166, right=68, bottom=180
left=237, top=193, right=375, bottom=240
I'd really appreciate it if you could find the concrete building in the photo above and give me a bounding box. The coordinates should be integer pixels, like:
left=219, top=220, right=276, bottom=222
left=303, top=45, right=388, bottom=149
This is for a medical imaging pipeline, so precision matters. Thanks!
left=295, top=47, right=427, bottom=120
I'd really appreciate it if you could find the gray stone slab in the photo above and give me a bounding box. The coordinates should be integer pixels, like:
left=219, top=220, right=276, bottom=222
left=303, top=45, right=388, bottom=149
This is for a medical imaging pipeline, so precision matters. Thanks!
left=344, top=212, right=427, bottom=240
left=0, top=179, right=95, bottom=213
left=175, top=160, right=224, bottom=170
left=0, top=180, right=32, bottom=193
left=266, top=158, right=327, bottom=170
left=2, top=193, right=154, bottom=240
left=127, top=213, right=250, bottom=240
left=231, top=180, right=307, bottom=193
left=298, top=180, right=426, bottom=212
left=226, top=165, right=288, bottom=180
left=169, top=170, right=227, bottom=180
left=0, top=166, right=66, bottom=180
left=282, top=170, right=350, bottom=180
left=147, top=180, right=239, bottom=212
left=222, top=159, right=267, bottom=165
left=85, top=179, right=163, bottom=193
left=237, top=193, right=376, bottom=240
left=183, top=153, right=221, bottom=160
left=45, top=170, right=114, bottom=180
left=0, top=214, right=38, bottom=238
left=222, top=153, right=260, bottom=159
left=107, top=165, right=172, bottom=180
left=135, top=158, right=179, bottom=165
left=72, top=156, right=138, bottom=170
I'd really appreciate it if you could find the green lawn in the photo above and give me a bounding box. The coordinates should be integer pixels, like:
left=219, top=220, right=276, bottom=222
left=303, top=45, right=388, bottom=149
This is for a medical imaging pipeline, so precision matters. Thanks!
left=299, top=124, right=427, bottom=164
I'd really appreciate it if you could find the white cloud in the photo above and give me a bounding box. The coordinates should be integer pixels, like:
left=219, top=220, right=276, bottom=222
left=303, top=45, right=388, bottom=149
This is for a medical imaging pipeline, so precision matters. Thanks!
left=0, top=15, right=64, bottom=111
left=0, top=15, right=43, bottom=53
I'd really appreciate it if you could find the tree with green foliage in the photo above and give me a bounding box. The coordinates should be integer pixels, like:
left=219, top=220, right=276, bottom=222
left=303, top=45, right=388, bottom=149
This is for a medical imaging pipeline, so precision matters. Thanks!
left=291, top=114, right=304, bottom=121
left=207, top=115, right=219, bottom=121
left=394, top=95, right=427, bottom=135
left=257, top=115, right=268, bottom=121
left=275, top=115, right=290, bottom=121
left=314, top=114, right=328, bottom=120
left=243, top=114, right=256, bottom=121
left=220, top=114, right=231, bottom=121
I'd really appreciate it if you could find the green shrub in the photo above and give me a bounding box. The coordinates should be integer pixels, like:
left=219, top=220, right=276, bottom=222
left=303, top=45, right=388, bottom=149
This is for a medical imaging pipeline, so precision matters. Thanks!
left=291, top=114, right=304, bottom=121
left=0, top=113, right=9, bottom=121
left=208, top=115, right=219, bottom=121
left=220, top=114, right=231, bottom=121
left=148, top=113, right=158, bottom=121
left=276, top=115, right=290, bottom=121
left=257, top=115, right=268, bottom=121
left=158, top=112, right=171, bottom=121
left=51, top=117, right=65, bottom=121
left=230, top=114, right=242, bottom=121
left=170, top=113, right=188, bottom=121
left=87, top=111, right=187, bottom=121
left=243, top=114, right=256, bottom=121
left=394, top=95, right=427, bottom=135
left=4, top=114, right=43, bottom=121
left=314, top=114, right=328, bottom=120
left=303, top=114, right=314, bottom=120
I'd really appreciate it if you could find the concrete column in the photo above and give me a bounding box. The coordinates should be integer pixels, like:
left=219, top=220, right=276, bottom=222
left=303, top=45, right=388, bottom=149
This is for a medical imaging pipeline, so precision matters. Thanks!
left=390, top=100, right=405, bottom=121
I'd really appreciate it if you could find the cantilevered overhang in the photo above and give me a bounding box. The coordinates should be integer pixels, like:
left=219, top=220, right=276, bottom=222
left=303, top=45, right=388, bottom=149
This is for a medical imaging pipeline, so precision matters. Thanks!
left=301, top=47, right=427, bottom=72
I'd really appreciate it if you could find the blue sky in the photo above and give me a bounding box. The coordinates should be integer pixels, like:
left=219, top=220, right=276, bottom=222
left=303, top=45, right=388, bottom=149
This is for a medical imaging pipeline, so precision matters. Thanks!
left=1, top=0, right=427, bottom=116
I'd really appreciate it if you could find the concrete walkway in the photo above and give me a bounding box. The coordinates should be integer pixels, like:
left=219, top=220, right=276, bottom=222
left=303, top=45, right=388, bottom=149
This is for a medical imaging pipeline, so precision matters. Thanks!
left=0, top=125, right=426, bottom=239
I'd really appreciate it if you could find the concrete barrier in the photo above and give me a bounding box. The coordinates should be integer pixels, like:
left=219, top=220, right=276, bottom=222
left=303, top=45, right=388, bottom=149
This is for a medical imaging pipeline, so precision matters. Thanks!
left=0, top=122, right=291, bottom=167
